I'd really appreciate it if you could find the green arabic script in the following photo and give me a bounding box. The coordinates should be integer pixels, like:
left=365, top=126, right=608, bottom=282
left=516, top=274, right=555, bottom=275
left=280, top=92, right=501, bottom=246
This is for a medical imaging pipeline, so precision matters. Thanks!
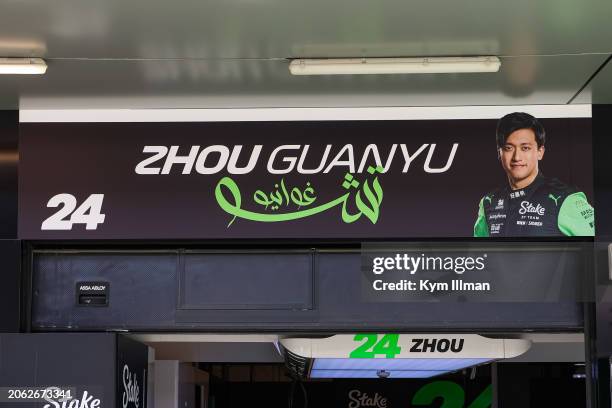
left=215, top=166, right=384, bottom=227
left=253, top=179, right=316, bottom=210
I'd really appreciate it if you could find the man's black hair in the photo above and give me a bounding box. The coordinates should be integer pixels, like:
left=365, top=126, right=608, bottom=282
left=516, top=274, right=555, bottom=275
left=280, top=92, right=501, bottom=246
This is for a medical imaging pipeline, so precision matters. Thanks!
left=496, top=112, right=545, bottom=148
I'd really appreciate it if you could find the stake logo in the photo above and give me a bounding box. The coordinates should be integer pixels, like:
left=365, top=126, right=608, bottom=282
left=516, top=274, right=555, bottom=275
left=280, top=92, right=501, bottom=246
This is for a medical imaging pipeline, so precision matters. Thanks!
left=348, top=390, right=388, bottom=408
left=122, top=365, right=140, bottom=408
left=43, top=389, right=101, bottom=408
left=519, top=201, right=545, bottom=216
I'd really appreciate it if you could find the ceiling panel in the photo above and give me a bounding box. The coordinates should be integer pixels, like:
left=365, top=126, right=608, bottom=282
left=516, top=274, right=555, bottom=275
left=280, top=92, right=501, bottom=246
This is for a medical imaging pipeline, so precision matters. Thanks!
left=570, top=57, right=612, bottom=105
left=0, top=0, right=611, bottom=59
left=1, top=54, right=604, bottom=110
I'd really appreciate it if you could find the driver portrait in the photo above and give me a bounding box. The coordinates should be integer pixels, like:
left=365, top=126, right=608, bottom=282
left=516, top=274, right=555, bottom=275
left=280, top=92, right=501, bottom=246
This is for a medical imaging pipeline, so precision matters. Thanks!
left=474, top=112, right=594, bottom=237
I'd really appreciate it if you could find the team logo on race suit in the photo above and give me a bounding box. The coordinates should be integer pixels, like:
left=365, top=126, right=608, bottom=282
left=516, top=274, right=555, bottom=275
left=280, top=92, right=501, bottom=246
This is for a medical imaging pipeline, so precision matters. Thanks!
left=548, top=194, right=562, bottom=206
left=519, top=201, right=545, bottom=216
left=490, top=223, right=502, bottom=233
left=494, top=199, right=504, bottom=210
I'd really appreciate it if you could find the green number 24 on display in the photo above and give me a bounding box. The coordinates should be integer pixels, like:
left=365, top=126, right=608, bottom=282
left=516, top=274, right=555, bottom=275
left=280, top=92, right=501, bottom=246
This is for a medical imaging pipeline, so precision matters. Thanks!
left=349, top=335, right=492, bottom=408
left=349, top=334, right=402, bottom=358
left=412, top=382, right=492, bottom=408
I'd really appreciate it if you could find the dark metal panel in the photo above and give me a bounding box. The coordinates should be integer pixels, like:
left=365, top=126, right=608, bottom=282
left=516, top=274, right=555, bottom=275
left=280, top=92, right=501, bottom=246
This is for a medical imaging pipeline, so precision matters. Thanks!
left=180, top=252, right=313, bottom=310
left=31, top=250, right=583, bottom=331
left=0, top=240, right=21, bottom=333
left=592, top=105, right=612, bottom=241
left=0, top=112, right=20, bottom=332
left=0, top=111, right=17, bottom=238
left=592, top=104, right=612, bottom=355
left=32, top=252, right=179, bottom=330
left=317, top=252, right=583, bottom=330
left=590, top=105, right=612, bottom=407
left=0, top=333, right=116, bottom=408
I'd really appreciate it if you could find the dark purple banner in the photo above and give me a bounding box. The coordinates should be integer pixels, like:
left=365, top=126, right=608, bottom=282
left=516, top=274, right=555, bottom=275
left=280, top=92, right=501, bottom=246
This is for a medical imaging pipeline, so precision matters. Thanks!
left=19, top=117, right=592, bottom=239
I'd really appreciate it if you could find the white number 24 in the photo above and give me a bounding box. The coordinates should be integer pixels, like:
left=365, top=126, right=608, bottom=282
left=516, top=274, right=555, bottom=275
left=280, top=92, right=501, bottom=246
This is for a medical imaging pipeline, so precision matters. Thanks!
left=41, top=194, right=106, bottom=230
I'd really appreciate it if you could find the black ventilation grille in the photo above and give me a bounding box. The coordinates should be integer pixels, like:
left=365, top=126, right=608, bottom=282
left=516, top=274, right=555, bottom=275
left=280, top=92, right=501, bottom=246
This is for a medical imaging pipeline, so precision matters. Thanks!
left=282, top=345, right=310, bottom=379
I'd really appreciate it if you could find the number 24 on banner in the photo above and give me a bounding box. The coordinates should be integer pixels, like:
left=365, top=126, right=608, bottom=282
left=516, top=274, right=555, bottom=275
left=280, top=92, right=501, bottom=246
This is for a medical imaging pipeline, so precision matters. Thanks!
left=41, top=194, right=106, bottom=230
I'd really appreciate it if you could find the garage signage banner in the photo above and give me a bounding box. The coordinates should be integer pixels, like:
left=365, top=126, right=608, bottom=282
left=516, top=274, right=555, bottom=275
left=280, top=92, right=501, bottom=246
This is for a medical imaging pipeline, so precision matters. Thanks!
left=18, top=116, right=592, bottom=239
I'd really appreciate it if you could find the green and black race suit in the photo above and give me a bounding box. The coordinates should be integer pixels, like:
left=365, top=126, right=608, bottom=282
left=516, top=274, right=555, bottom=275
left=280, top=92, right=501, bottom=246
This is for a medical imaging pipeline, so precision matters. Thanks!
left=474, top=173, right=595, bottom=237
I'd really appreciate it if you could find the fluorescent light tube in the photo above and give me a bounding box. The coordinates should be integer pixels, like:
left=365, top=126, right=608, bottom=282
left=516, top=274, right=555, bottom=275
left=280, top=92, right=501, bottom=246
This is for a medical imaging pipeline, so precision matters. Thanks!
left=0, top=58, right=47, bottom=75
left=289, top=56, right=500, bottom=75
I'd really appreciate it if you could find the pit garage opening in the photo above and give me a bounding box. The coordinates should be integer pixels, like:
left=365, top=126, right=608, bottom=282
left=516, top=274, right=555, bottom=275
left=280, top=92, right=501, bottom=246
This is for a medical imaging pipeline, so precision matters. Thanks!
left=131, top=333, right=585, bottom=408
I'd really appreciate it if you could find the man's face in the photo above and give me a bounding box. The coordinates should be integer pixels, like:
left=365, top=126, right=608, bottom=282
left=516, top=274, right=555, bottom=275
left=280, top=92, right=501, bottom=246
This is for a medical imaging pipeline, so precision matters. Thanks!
left=498, top=128, right=544, bottom=185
